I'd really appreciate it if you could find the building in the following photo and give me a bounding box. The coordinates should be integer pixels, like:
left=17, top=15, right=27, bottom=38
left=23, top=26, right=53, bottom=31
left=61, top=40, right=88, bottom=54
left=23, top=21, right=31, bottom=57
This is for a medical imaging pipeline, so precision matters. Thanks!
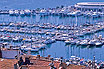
left=0, top=53, right=87, bottom=69
left=16, top=55, right=86, bottom=69
left=1, top=49, right=20, bottom=59
left=74, top=2, right=104, bottom=12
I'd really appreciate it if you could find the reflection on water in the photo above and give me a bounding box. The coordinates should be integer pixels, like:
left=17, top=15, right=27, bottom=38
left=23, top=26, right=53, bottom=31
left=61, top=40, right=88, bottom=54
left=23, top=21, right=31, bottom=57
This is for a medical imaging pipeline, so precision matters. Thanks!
left=39, top=40, right=104, bottom=61
left=0, top=13, right=104, bottom=61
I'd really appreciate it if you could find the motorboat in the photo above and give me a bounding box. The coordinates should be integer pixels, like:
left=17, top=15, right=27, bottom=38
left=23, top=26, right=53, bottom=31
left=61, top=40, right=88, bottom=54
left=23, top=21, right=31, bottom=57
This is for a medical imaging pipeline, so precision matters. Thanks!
left=88, top=39, right=96, bottom=46
left=79, top=39, right=89, bottom=46
left=68, top=11, right=81, bottom=16
left=20, top=10, right=25, bottom=16
left=92, top=12, right=99, bottom=18
left=65, top=38, right=72, bottom=44
left=24, top=9, right=31, bottom=16
left=14, top=10, right=19, bottom=16
left=9, top=10, right=14, bottom=16
left=95, top=41, right=103, bottom=46
left=23, top=47, right=39, bottom=52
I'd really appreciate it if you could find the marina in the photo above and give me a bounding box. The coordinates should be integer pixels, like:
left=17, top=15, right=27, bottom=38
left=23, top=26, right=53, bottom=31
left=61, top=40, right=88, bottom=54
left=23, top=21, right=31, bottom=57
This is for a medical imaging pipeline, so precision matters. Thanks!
left=1, top=1, right=104, bottom=69
left=0, top=13, right=104, bottom=61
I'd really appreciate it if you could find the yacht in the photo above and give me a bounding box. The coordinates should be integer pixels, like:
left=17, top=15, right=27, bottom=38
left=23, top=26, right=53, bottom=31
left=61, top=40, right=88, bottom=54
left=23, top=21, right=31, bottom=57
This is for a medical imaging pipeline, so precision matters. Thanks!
left=3, top=36, right=11, bottom=41
left=68, top=11, right=81, bottom=16
left=24, top=9, right=31, bottom=16
left=14, top=10, right=19, bottom=16
left=92, top=12, right=99, bottom=18
left=24, top=38, right=32, bottom=42
left=95, top=41, right=103, bottom=46
left=23, top=47, right=39, bottom=52
left=9, top=10, right=14, bottom=16
left=70, top=39, right=77, bottom=45
left=39, top=9, right=47, bottom=16
left=65, top=39, right=72, bottom=44
left=85, top=12, right=92, bottom=17
left=79, top=39, right=89, bottom=46
left=20, top=10, right=25, bottom=16
left=88, top=39, right=96, bottom=46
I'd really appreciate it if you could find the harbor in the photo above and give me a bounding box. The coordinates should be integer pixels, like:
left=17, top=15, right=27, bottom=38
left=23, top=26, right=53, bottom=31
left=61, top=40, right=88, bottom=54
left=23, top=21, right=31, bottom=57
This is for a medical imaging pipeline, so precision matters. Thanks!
left=1, top=12, right=104, bottom=60
left=1, top=1, right=104, bottom=69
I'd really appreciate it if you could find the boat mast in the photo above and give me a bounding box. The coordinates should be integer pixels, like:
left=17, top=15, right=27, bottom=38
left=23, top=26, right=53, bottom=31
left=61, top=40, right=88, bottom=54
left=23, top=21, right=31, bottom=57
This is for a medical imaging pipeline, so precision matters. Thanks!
left=75, top=14, right=78, bottom=27
left=30, top=14, right=33, bottom=48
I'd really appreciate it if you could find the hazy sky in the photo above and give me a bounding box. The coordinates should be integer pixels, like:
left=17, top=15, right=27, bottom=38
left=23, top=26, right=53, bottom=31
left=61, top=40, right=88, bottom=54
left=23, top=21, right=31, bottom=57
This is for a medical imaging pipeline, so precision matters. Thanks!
left=0, top=0, right=104, bottom=9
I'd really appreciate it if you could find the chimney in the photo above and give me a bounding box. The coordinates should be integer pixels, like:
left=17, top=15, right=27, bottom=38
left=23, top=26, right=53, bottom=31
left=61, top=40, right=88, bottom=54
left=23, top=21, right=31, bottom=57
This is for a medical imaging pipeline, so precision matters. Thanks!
left=60, top=57, right=63, bottom=64
left=47, top=55, right=51, bottom=59
left=48, top=55, right=51, bottom=58
left=37, top=55, right=40, bottom=59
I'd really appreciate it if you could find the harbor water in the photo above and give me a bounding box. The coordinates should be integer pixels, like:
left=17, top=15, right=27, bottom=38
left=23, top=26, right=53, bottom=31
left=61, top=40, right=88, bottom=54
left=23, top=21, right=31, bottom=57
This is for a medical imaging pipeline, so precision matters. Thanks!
left=1, top=0, right=104, bottom=61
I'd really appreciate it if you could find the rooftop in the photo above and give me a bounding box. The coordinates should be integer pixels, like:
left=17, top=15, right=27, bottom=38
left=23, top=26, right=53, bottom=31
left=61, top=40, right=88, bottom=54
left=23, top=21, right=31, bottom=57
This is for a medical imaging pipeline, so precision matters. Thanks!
left=19, top=55, right=86, bottom=69
left=0, top=58, right=18, bottom=69
left=76, top=2, right=104, bottom=6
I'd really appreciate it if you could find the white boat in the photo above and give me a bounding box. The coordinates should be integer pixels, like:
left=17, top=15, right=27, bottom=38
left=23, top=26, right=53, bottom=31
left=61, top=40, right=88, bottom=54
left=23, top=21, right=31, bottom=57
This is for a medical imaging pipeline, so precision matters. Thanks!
left=12, top=37, right=22, bottom=42
left=85, top=12, right=92, bottom=17
left=14, top=10, right=19, bottom=16
left=9, top=10, right=14, bottom=15
left=3, top=36, right=11, bottom=41
left=24, top=9, right=31, bottom=16
left=68, top=11, right=81, bottom=16
left=23, top=47, right=39, bottom=52
left=88, top=39, right=96, bottom=46
left=39, top=9, right=47, bottom=16
left=70, top=39, right=78, bottom=45
left=95, top=41, right=103, bottom=46
left=79, top=39, right=89, bottom=46
left=24, top=38, right=32, bottom=42
left=76, top=40, right=81, bottom=45
left=21, top=45, right=27, bottom=50
left=92, top=12, right=99, bottom=18
left=65, top=39, right=71, bottom=44
left=20, top=10, right=25, bottom=16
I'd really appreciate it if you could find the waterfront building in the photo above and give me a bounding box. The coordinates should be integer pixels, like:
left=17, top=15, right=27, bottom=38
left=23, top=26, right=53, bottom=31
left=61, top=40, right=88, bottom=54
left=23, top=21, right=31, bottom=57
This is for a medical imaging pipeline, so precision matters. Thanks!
left=74, top=2, right=104, bottom=12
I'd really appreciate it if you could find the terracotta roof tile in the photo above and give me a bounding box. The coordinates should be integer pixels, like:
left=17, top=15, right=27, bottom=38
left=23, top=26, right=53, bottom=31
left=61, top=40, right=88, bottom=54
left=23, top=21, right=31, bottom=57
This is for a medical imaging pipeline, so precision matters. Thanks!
left=20, top=55, right=86, bottom=69
left=21, top=65, right=50, bottom=69
left=67, top=64, right=86, bottom=69
left=0, top=58, right=18, bottom=69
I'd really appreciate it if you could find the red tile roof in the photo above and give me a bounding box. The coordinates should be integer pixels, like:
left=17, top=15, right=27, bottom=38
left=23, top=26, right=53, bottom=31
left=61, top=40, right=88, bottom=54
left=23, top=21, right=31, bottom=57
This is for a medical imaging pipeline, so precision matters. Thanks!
left=67, top=64, right=86, bottom=69
left=0, top=58, right=18, bottom=69
left=20, top=55, right=86, bottom=69
left=22, top=65, right=50, bottom=69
